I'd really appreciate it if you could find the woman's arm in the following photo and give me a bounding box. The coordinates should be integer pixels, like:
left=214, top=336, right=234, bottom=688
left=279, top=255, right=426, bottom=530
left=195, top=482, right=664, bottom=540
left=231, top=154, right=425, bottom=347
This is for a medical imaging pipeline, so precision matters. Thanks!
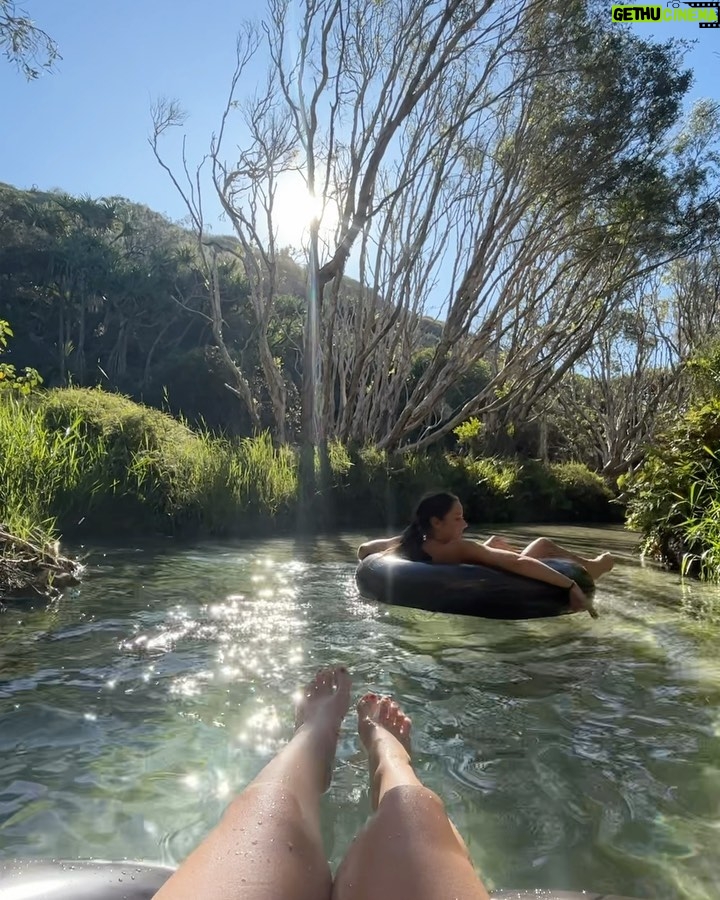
left=483, top=535, right=518, bottom=552
left=357, top=535, right=403, bottom=560
left=430, top=538, right=597, bottom=616
left=432, top=539, right=575, bottom=589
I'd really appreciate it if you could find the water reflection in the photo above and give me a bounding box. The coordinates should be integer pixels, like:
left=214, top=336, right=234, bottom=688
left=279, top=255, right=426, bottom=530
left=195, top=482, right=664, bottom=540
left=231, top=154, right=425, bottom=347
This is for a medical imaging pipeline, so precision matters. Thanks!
left=0, top=526, right=719, bottom=899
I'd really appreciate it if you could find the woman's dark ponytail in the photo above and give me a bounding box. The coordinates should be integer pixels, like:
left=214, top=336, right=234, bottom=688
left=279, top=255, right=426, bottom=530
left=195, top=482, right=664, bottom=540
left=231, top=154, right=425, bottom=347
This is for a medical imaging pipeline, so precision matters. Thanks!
left=396, top=491, right=459, bottom=561
left=397, top=519, right=425, bottom=561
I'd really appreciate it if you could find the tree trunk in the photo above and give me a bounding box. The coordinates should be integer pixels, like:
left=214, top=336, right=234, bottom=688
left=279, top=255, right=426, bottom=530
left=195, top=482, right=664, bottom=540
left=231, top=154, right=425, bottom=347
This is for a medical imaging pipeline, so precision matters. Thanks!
left=298, top=242, right=322, bottom=528
left=58, top=303, right=66, bottom=385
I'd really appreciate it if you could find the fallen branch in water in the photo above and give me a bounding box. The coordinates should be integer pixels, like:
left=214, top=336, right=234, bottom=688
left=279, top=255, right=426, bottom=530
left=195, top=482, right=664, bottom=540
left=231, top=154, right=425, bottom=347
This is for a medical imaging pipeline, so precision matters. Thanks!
left=0, top=526, right=84, bottom=601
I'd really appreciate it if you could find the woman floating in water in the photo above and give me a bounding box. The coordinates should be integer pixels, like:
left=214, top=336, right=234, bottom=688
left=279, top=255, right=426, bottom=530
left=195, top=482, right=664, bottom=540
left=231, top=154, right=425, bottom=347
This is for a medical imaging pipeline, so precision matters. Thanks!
left=154, top=666, right=492, bottom=900
left=357, top=492, right=614, bottom=618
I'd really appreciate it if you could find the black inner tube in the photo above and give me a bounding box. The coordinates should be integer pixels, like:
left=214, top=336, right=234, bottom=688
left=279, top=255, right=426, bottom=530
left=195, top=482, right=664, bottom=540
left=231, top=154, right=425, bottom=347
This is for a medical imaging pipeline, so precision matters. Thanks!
left=355, top=554, right=595, bottom=620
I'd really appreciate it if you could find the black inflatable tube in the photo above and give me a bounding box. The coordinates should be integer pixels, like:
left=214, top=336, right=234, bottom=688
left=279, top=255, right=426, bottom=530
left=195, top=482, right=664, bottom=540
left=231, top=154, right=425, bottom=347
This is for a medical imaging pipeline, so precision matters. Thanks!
left=355, top=554, right=595, bottom=620
left=0, top=860, right=641, bottom=899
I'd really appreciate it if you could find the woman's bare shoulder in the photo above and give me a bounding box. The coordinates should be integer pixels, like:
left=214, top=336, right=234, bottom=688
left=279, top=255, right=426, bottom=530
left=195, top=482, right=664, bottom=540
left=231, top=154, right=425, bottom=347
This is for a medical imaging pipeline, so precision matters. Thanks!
left=426, top=538, right=484, bottom=564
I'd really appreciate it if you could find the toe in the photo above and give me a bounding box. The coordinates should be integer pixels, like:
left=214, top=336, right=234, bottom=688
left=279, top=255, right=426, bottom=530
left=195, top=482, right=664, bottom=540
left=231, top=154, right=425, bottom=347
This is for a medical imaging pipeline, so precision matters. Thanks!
left=378, top=697, right=393, bottom=726
left=387, top=703, right=400, bottom=729
left=357, top=692, right=380, bottom=720
left=335, top=666, right=351, bottom=697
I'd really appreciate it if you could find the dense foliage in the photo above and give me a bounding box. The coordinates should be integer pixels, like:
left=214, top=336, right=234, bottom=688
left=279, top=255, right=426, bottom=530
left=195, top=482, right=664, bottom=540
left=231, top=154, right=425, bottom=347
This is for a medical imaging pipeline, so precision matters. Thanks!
left=0, top=184, right=459, bottom=439
left=0, top=388, right=617, bottom=543
left=625, top=345, right=720, bottom=579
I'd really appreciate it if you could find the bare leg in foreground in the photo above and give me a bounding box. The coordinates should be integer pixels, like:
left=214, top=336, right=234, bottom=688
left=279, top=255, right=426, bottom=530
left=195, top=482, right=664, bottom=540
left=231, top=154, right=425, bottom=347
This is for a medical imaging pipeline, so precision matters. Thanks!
left=332, top=694, right=490, bottom=900
left=154, top=666, right=351, bottom=900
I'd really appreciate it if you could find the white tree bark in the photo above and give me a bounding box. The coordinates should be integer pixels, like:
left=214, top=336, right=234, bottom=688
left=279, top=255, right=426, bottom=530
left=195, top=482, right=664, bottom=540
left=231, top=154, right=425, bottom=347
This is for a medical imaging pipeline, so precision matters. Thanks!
left=555, top=278, right=682, bottom=478
left=152, top=0, right=717, bottom=452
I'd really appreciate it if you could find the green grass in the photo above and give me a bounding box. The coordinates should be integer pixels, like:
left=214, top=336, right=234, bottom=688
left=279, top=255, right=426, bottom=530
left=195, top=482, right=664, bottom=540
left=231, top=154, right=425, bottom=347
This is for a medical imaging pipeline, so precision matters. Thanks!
left=0, top=387, right=618, bottom=542
left=0, top=395, right=98, bottom=541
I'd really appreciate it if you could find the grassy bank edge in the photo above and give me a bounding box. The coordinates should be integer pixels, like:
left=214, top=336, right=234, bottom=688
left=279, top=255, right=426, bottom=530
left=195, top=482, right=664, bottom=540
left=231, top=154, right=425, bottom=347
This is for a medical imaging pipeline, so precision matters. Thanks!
left=1, top=388, right=621, bottom=551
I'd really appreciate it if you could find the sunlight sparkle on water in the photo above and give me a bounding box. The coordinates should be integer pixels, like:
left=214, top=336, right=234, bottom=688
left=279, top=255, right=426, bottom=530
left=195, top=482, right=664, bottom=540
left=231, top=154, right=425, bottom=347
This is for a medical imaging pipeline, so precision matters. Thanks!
left=238, top=705, right=284, bottom=753
left=170, top=670, right=214, bottom=698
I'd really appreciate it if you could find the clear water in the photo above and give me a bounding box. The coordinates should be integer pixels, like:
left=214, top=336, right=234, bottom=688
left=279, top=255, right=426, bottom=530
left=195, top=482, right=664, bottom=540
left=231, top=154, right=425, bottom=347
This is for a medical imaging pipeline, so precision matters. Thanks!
left=1, top=525, right=719, bottom=899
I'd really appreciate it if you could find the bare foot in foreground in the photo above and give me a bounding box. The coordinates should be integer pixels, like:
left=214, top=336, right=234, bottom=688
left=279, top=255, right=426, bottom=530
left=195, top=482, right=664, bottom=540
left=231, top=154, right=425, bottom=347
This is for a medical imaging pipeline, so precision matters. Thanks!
left=357, top=693, right=413, bottom=809
left=295, top=666, right=352, bottom=790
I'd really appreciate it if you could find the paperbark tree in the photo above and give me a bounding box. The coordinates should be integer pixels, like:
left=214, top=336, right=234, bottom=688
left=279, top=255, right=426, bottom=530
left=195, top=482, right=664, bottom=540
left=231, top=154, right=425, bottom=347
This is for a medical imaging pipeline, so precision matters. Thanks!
left=151, top=100, right=263, bottom=433
left=553, top=280, right=681, bottom=478
left=154, top=0, right=716, bottom=462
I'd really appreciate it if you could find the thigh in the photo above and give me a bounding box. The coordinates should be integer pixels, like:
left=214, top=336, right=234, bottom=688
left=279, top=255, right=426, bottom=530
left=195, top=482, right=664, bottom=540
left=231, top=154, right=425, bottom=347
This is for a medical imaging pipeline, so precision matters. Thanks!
left=333, top=786, right=489, bottom=900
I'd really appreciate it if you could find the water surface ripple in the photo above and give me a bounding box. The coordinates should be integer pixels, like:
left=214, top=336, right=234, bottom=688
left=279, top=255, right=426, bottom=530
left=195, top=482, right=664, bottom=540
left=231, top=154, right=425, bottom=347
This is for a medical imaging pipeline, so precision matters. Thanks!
left=1, top=526, right=719, bottom=899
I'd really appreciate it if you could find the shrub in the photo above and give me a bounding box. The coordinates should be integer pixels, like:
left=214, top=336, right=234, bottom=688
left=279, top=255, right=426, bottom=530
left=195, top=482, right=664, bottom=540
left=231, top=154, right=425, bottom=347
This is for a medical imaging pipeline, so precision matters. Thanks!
left=548, top=462, right=616, bottom=521
left=625, top=398, right=720, bottom=578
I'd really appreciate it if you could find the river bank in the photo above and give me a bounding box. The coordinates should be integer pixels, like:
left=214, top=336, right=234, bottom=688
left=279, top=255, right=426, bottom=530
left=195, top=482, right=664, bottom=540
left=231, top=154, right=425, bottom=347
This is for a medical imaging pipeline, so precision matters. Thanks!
left=0, top=527, right=83, bottom=600
left=1, top=387, right=619, bottom=598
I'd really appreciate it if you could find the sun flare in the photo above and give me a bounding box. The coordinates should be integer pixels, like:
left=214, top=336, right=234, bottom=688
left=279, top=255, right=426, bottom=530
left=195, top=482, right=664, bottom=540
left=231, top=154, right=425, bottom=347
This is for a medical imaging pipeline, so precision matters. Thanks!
left=272, top=173, right=339, bottom=245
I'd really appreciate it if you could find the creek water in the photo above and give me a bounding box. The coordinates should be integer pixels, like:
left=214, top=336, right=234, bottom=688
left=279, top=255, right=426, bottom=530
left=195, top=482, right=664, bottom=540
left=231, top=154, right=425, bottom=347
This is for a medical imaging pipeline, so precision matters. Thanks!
left=1, top=525, right=719, bottom=899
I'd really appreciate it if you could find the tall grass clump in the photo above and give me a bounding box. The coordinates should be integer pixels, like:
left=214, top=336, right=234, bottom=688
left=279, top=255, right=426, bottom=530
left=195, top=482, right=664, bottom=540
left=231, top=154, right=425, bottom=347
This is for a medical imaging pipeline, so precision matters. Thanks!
left=37, top=388, right=300, bottom=535
left=0, top=394, right=100, bottom=540
left=40, top=388, right=219, bottom=532
left=227, top=432, right=298, bottom=525
left=453, top=456, right=522, bottom=522
left=3, top=388, right=300, bottom=538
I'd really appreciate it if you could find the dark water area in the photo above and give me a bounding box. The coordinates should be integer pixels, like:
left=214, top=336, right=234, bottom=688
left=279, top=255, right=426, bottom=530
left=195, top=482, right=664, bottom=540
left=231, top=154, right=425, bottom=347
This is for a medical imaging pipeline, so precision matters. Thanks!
left=1, top=525, right=719, bottom=899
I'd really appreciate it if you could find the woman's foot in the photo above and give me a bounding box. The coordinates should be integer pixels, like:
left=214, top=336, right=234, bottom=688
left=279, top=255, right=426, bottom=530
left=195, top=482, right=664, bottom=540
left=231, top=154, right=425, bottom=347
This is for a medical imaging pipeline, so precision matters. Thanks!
left=295, top=666, right=352, bottom=790
left=357, top=693, right=413, bottom=809
left=595, top=552, right=615, bottom=576
left=585, top=551, right=615, bottom=580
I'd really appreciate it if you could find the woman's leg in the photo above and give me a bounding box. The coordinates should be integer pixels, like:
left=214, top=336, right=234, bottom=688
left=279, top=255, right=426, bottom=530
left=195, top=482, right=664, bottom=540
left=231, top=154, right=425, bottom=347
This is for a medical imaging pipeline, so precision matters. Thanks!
left=332, top=695, right=490, bottom=900
left=155, top=666, right=351, bottom=900
left=520, top=537, right=614, bottom=581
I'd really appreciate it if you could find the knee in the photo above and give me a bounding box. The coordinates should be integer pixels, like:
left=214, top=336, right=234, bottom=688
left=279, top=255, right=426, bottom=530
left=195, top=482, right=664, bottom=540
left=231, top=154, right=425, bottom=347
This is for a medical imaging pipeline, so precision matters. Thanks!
left=521, top=537, right=550, bottom=556
left=376, top=784, right=447, bottom=822
left=373, top=786, right=467, bottom=854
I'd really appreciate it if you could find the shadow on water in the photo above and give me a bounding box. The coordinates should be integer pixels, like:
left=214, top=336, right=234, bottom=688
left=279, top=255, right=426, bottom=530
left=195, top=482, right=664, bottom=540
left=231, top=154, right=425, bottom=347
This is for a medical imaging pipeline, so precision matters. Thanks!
left=1, top=525, right=719, bottom=900
left=292, top=531, right=359, bottom=564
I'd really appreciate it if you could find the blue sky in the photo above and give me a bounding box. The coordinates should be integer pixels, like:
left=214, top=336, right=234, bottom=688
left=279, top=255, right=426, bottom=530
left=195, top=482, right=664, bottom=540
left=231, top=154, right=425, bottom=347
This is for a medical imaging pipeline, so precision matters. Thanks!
left=1, top=1, right=719, bottom=233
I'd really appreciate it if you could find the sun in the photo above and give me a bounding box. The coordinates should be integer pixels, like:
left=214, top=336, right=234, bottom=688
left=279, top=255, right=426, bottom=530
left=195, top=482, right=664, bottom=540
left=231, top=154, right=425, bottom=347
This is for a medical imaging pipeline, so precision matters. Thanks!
left=272, top=172, right=340, bottom=246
